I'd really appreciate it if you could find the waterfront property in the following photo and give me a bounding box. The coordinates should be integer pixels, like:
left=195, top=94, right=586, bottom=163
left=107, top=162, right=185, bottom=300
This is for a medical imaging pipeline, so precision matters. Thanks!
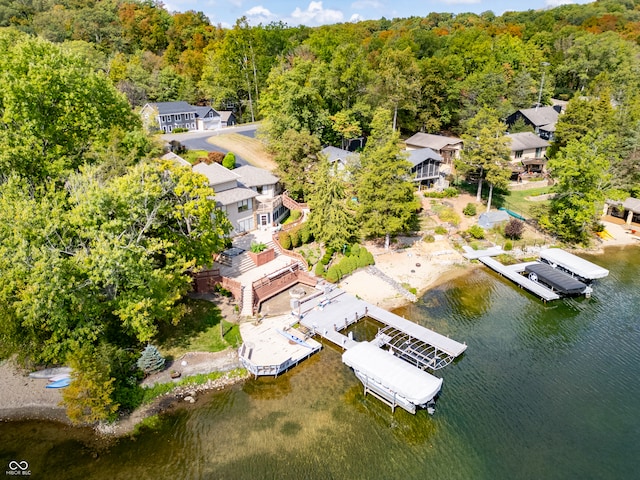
left=239, top=284, right=467, bottom=414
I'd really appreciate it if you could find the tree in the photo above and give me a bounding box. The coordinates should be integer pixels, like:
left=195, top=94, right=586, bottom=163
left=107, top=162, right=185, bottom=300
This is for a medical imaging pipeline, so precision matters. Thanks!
left=541, top=133, right=616, bottom=243
left=0, top=31, right=139, bottom=181
left=136, top=344, right=165, bottom=374
left=270, top=129, right=321, bottom=202
left=458, top=108, right=511, bottom=209
left=307, top=156, right=356, bottom=251
left=222, top=152, right=236, bottom=169
left=356, top=109, right=419, bottom=249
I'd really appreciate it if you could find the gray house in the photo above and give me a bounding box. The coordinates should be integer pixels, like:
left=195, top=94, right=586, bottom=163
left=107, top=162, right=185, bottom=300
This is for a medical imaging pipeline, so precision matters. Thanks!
left=506, top=106, right=561, bottom=141
left=140, top=102, right=221, bottom=133
left=406, top=148, right=444, bottom=188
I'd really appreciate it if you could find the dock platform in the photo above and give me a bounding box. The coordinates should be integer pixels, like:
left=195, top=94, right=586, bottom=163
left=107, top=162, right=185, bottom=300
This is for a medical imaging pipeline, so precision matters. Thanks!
left=478, top=256, right=560, bottom=301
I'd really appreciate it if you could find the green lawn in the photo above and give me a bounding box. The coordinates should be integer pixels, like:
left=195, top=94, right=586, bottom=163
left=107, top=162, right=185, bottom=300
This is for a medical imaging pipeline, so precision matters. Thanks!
left=180, top=149, right=209, bottom=164
left=503, top=186, right=552, bottom=218
left=155, top=298, right=242, bottom=359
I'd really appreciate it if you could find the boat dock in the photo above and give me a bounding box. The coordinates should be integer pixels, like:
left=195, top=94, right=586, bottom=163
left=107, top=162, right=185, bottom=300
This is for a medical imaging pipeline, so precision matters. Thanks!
left=477, top=256, right=560, bottom=301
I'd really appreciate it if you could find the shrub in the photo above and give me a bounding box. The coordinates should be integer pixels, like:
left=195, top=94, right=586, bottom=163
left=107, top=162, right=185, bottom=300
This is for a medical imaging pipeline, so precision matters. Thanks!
left=463, top=203, right=477, bottom=216
left=250, top=241, right=267, bottom=253
left=207, top=151, right=225, bottom=164
left=314, top=262, right=325, bottom=276
left=357, top=248, right=375, bottom=267
left=222, top=152, right=235, bottom=169
left=137, top=345, right=165, bottom=375
left=300, top=224, right=313, bottom=244
left=438, top=207, right=460, bottom=226
left=172, top=127, right=188, bottom=133
left=443, top=187, right=458, bottom=197
left=467, top=225, right=485, bottom=239
left=320, top=248, right=334, bottom=265
left=423, top=234, right=435, bottom=243
left=504, top=240, right=513, bottom=251
left=279, top=232, right=292, bottom=250
left=326, top=265, right=340, bottom=283
left=504, top=219, right=524, bottom=240
left=289, top=230, right=300, bottom=248
left=434, top=225, right=448, bottom=235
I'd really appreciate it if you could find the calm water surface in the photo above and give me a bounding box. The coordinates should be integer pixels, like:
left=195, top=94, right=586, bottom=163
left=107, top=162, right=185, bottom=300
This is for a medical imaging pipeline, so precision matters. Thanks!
left=2, top=247, right=639, bottom=479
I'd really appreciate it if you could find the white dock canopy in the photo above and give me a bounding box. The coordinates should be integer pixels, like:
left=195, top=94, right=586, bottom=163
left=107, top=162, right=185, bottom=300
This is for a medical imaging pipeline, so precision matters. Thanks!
left=539, top=249, right=609, bottom=280
left=342, top=342, right=443, bottom=406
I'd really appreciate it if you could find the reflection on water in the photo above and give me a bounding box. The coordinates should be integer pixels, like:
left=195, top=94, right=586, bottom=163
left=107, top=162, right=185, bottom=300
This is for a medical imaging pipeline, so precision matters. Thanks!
left=1, top=247, right=639, bottom=480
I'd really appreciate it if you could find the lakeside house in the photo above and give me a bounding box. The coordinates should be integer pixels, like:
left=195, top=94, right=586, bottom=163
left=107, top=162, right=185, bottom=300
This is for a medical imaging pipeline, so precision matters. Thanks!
left=505, top=105, right=562, bottom=141
left=506, top=132, right=550, bottom=177
left=320, top=146, right=360, bottom=174
left=405, top=148, right=446, bottom=189
left=162, top=153, right=289, bottom=236
left=603, top=197, right=640, bottom=228
left=404, top=133, right=463, bottom=168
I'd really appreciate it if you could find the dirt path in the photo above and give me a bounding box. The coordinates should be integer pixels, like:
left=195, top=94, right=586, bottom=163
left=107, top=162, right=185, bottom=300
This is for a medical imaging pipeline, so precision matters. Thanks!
left=207, top=133, right=277, bottom=171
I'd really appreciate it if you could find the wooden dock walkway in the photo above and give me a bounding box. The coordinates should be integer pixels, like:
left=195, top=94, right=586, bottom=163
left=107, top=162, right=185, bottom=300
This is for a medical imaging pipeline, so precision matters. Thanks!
left=478, top=256, right=560, bottom=301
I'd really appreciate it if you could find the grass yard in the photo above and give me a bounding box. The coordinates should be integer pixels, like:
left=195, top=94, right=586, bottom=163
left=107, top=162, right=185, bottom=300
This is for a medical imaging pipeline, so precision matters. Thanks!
left=181, top=149, right=209, bottom=164
left=207, top=133, right=276, bottom=170
left=155, top=298, right=242, bottom=359
left=503, top=186, right=552, bottom=218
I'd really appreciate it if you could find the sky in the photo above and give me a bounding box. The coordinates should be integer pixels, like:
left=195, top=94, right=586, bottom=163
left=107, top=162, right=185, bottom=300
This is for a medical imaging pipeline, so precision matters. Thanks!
left=162, top=0, right=591, bottom=29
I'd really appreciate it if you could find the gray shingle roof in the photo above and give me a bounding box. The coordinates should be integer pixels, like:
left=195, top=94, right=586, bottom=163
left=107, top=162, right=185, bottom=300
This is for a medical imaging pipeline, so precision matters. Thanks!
left=213, top=187, right=259, bottom=206
left=151, top=101, right=196, bottom=115
left=234, top=165, right=279, bottom=187
left=193, top=162, right=240, bottom=186
left=405, top=148, right=442, bottom=167
left=193, top=106, right=219, bottom=118
left=507, top=132, right=550, bottom=151
left=161, top=152, right=191, bottom=167
left=623, top=197, right=640, bottom=213
left=321, top=146, right=360, bottom=165
left=405, top=133, right=463, bottom=150
left=518, top=106, right=559, bottom=128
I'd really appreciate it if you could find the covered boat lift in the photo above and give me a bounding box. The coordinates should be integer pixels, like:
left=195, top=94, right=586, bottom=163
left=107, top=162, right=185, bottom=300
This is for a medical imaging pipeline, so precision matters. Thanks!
left=524, top=263, right=589, bottom=296
left=342, top=341, right=443, bottom=414
left=539, top=248, right=609, bottom=284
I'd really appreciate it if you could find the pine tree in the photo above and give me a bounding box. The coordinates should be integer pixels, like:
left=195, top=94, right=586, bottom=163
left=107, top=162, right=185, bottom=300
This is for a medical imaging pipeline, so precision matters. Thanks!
left=355, top=109, right=418, bottom=249
left=137, top=344, right=165, bottom=374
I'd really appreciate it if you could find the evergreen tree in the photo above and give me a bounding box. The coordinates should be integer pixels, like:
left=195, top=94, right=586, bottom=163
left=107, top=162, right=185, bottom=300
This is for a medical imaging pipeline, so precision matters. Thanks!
left=137, top=344, right=165, bottom=374
left=307, top=156, right=356, bottom=251
left=355, top=109, right=418, bottom=249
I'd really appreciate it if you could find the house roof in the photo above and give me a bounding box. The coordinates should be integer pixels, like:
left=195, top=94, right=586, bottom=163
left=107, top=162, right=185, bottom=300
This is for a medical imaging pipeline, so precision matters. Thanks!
left=321, top=146, right=360, bottom=165
left=213, top=187, right=259, bottom=206
left=234, top=165, right=279, bottom=187
left=161, top=152, right=191, bottom=167
left=623, top=197, right=640, bottom=213
left=193, top=106, right=219, bottom=118
left=193, top=162, right=240, bottom=187
left=507, top=132, right=550, bottom=151
left=150, top=101, right=197, bottom=115
left=405, top=133, right=463, bottom=150
left=405, top=148, right=442, bottom=167
left=219, top=111, right=235, bottom=122
left=515, top=106, right=559, bottom=131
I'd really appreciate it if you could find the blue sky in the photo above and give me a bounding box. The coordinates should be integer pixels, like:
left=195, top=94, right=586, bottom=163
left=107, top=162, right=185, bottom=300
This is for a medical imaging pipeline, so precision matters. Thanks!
left=163, top=0, right=590, bottom=28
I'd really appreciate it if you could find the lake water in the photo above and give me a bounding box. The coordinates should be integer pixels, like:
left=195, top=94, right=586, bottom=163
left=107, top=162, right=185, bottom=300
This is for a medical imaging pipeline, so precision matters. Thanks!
left=2, top=247, right=639, bottom=479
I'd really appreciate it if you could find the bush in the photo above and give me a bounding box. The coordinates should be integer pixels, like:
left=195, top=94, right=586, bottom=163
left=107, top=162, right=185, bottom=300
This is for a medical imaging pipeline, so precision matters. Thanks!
left=434, top=225, right=448, bottom=235
left=279, top=232, right=292, bottom=250
left=250, top=241, right=267, bottom=253
left=438, top=207, right=460, bottom=226
left=467, top=225, right=485, bottom=239
left=172, top=127, right=189, bottom=133
left=222, top=152, right=235, bottom=169
left=208, top=151, right=225, bottom=164
left=325, top=265, right=340, bottom=283
left=289, top=230, right=300, bottom=248
left=443, top=187, right=458, bottom=197
left=320, top=248, right=334, bottom=265
left=314, top=262, right=325, bottom=276
left=463, top=203, right=477, bottom=216
left=300, top=224, right=313, bottom=244
left=504, top=219, right=524, bottom=240
left=504, top=240, right=513, bottom=251
left=423, top=234, right=435, bottom=243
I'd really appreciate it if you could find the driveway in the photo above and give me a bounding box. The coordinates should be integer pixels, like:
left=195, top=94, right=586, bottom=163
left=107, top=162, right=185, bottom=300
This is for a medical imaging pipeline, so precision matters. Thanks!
left=162, top=124, right=259, bottom=167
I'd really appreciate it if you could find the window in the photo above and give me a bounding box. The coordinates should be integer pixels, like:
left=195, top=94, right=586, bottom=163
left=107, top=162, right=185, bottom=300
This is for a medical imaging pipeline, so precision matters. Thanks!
left=190, top=113, right=195, bottom=119
left=238, top=199, right=249, bottom=212
left=515, top=150, right=523, bottom=159
left=535, top=147, right=543, bottom=158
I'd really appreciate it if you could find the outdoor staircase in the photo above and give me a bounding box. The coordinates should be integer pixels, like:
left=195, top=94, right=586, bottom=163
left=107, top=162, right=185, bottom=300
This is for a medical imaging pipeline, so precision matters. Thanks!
left=240, top=286, right=254, bottom=317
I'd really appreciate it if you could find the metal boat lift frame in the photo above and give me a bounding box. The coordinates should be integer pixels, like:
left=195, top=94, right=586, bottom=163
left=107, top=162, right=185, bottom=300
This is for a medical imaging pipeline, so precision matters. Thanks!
left=374, top=325, right=456, bottom=371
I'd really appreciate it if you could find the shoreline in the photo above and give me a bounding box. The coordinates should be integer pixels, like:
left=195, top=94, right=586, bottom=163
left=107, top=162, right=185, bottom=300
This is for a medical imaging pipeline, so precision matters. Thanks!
left=1, top=239, right=636, bottom=433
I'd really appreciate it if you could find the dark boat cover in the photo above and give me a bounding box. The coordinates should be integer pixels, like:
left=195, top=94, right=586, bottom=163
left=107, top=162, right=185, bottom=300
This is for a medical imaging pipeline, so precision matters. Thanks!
left=524, top=263, right=587, bottom=295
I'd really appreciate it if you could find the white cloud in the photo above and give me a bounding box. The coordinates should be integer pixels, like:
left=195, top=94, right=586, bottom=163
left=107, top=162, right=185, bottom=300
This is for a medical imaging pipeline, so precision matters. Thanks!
left=350, top=13, right=364, bottom=22
left=544, top=0, right=577, bottom=7
left=441, top=0, right=481, bottom=4
left=287, top=1, right=345, bottom=26
left=245, top=5, right=276, bottom=24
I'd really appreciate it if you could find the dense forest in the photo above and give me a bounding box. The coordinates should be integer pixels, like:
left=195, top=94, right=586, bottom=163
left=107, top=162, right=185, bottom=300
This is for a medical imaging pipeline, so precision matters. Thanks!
left=1, top=0, right=640, bottom=423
